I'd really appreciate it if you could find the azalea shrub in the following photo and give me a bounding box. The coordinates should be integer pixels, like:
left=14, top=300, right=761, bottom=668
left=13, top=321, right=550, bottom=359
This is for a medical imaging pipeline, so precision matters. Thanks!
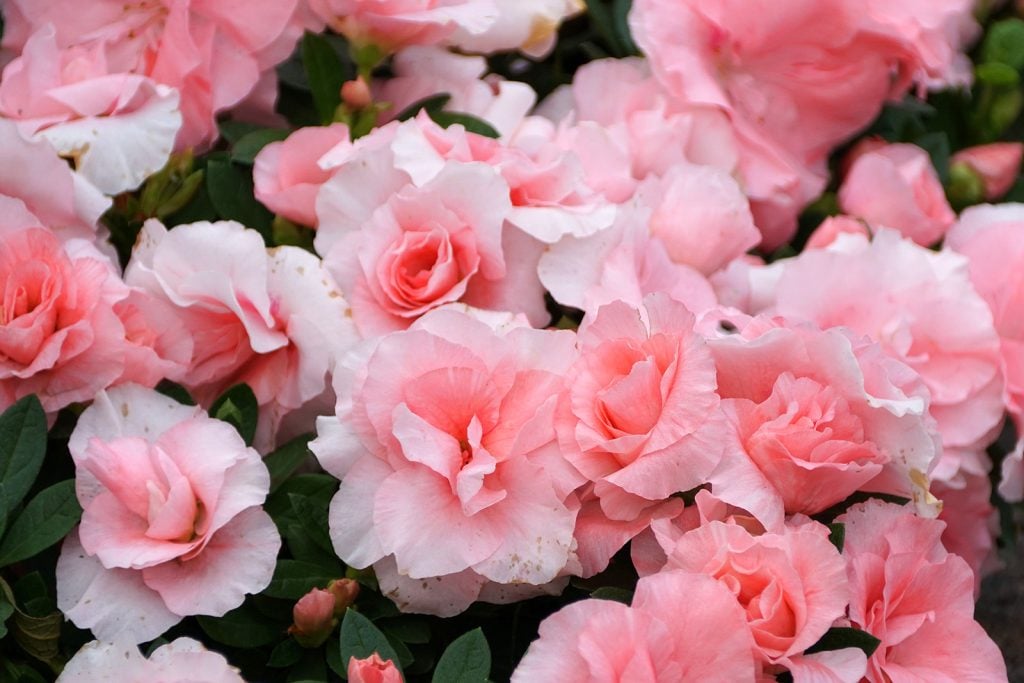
left=0, top=0, right=1023, bottom=681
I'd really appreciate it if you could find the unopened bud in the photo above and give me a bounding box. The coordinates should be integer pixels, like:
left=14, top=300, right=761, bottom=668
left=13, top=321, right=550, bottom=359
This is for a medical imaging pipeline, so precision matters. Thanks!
left=327, top=578, right=360, bottom=617
left=341, top=77, right=373, bottom=110
left=288, top=588, right=337, bottom=648
left=950, top=143, right=1023, bottom=201
left=348, top=653, right=403, bottom=683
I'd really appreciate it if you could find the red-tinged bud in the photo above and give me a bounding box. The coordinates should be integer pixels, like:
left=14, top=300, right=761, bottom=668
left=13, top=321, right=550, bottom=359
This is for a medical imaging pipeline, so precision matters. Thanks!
left=341, top=77, right=373, bottom=110
left=348, top=653, right=403, bottom=683
left=327, top=578, right=360, bottom=617
left=288, top=588, right=337, bottom=647
left=951, top=143, right=1024, bottom=201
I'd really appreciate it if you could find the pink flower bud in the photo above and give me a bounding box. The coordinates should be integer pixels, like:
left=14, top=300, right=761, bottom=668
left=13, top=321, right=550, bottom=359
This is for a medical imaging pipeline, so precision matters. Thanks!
left=327, top=578, right=360, bottom=617
left=341, top=77, right=373, bottom=110
left=348, top=653, right=403, bottom=683
left=289, top=588, right=337, bottom=647
left=951, top=143, right=1024, bottom=200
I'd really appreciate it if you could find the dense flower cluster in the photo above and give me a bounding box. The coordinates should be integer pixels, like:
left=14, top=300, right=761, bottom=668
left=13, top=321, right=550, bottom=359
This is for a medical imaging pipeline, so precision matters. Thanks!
left=0, top=0, right=1018, bottom=681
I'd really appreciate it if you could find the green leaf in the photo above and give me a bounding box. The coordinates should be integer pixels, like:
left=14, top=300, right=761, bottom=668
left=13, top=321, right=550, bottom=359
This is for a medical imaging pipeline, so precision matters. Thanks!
left=611, top=0, right=639, bottom=56
left=0, top=396, right=47, bottom=538
left=827, top=523, right=845, bottom=554
left=219, top=120, right=266, bottom=145
left=0, top=594, right=13, bottom=639
left=232, top=128, right=291, bottom=166
left=913, top=132, right=950, bottom=184
left=0, top=481, right=81, bottom=567
left=209, top=384, right=259, bottom=446
left=288, top=493, right=334, bottom=556
left=268, top=638, right=305, bottom=668
left=982, top=18, right=1024, bottom=73
left=585, top=0, right=627, bottom=57
left=976, top=61, right=1020, bottom=88
left=339, top=608, right=400, bottom=671
left=198, top=603, right=286, bottom=648
left=806, top=627, right=882, bottom=658
left=155, top=380, right=196, bottom=406
left=378, top=617, right=431, bottom=644
left=394, top=93, right=452, bottom=122
left=427, top=110, right=500, bottom=139
left=205, top=158, right=273, bottom=241
left=302, top=32, right=350, bottom=125
left=431, top=628, right=491, bottom=683
left=590, top=587, right=634, bottom=604
left=266, top=434, right=314, bottom=493
left=264, top=559, right=339, bottom=600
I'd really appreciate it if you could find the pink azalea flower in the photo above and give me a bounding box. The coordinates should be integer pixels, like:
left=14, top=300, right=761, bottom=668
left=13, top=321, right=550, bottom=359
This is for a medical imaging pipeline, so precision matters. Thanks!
left=59, top=635, right=244, bottom=682
left=838, top=500, right=1008, bottom=682
left=511, top=570, right=757, bottom=682
left=312, top=306, right=577, bottom=616
left=349, top=654, right=404, bottom=683
left=57, top=384, right=281, bottom=643
left=447, top=0, right=583, bottom=57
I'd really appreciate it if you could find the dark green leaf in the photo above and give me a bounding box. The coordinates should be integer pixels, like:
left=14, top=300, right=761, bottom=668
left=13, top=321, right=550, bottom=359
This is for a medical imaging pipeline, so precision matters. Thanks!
left=287, top=650, right=329, bottom=683
left=828, top=523, right=845, bottom=554
left=232, top=129, right=291, bottom=166
left=339, top=608, right=400, bottom=671
left=12, top=609, right=62, bottom=668
left=289, top=493, right=334, bottom=556
left=0, top=396, right=47, bottom=537
left=394, top=93, right=452, bottom=122
left=806, top=627, right=881, bottom=658
left=378, top=617, right=431, bottom=644
left=205, top=159, right=273, bottom=241
left=590, top=587, right=633, bottom=604
left=155, top=380, right=196, bottom=406
left=0, top=594, right=13, bottom=639
left=264, top=559, right=340, bottom=600
left=431, top=628, right=491, bottom=683
left=0, top=481, right=81, bottom=567
left=302, top=32, right=350, bottom=125
left=611, top=0, right=639, bottom=55
left=268, top=638, right=305, bottom=668
left=210, top=384, right=259, bottom=446
left=219, top=121, right=266, bottom=145
left=198, top=603, right=286, bottom=648
left=982, top=18, right=1024, bottom=72
left=427, top=110, right=501, bottom=138
left=266, top=435, right=314, bottom=493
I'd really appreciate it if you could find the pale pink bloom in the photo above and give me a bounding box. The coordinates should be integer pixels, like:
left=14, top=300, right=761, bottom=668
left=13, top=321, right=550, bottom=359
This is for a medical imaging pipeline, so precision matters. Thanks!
left=768, top=229, right=1005, bottom=467
left=308, top=0, right=497, bottom=52
left=0, top=26, right=181, bottom=195
left=114, top=289, right=194, bottom=389
left=0, top=227, right=130, bottom=414
left=58, top=635, right=244, bottom=682
left=377, top=47, right=536, bottom=140
left=934, top=472, right=1000, bottom=594
left=4, top=0, right=303, bottom=149
left=838, top=501, right=1008, bottom=682
left=555, top=295, right=728, bottom=574
left=0, top=118, right=107, bottom=243
left=125, top=219, right=357, bottom=446
left=315, top=128, right=548, bottom=334
left=448, top=0, right=583, bottom=57
left=653, top=519, right=853, bottom=674
left=839, top=143, right=956, bottom=246
left=511, top=571, right=757, bottom=682
left=951, top=143, right=1024, bottom=200
left=349, top=654, right=403, bottom=683
left=57, top=384, right=281, bottom=643
left=253, top=123, right=351, bottom=228
left=805, top=216, right=871, bottom=250
left=1000, top=437, right=1024, bottom=503
left=707, top=319, right=939, bottom=527
left=311, top=307, right=577, bottom=615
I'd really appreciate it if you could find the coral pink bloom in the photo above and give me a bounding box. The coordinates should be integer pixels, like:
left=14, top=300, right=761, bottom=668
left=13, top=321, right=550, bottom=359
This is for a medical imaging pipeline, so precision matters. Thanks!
left=838, top=501, right=1008, bottom=682
left=769, top=229, right=1004, bottom=469
left=0, top=25, right=182, bottom=195
left=312, top=307, right=577, bottom=616
left=655, top=520, right=856, bottom=677
left=4, top=0, right=302, bottom=149
left=511, top=571, right=757, bottom=682
left=253, top=123, right=351, bottom=228
left=708, top=319, right=938, bottom=526
left=308, top=0, right=497, bottom=53
left=839, top=143, right=956, bottom=246
left=57, top=384, right=281, bottom=643
left=556, top=295, right=728, bottom=574
left=348, top=654, right=403, bottom=683
left=125, top=219, right=356, bottom=447
left=58, top=635, right=244, bottom=682
left=951, top=143, right=1024, bottom=201
left=0, top=228, right=130, bottom=414
left=448, top=0, right=583, bottom=57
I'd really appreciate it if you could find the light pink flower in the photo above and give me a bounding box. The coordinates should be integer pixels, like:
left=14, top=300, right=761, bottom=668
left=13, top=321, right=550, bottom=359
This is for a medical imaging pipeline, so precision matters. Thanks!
left=114, top=288, right=194, bottom=389
left=312, top=307, right=577, bottom=615
left=768, top=229, right=1005, bottom=470
left=555, top=295, right=728, bottom=575
left=125, top=219, right=356, bottom=446
left=315, top=127, right=548, bottom=334
left=58, top=635, right=244, bottom=682
left=0, top=227, right=129, bottom=414
left=57, top=384, right=281, bottom=642
left=951, top=143, right=1024, bottom=201
left=253, top=123, right=351, bottom=228
left=4, top=0, right=303, bottom=149
left=0, top=25, right=182, bottom=195
left=1000, top=437, right=1024, bottom=503
left=447, top=0, right=583, bottom=57
left=308, top=0, right=497, bottom=53
left=934, top=472, right=1000, bottom=593
left=708, top=319, right=939, bottom=526
left=652, top=519, right=854, bottom=675
left=349, top=654, right=403, bottom=683
left=838, top=500, right=1008, bottom=682
left=839, top=143, right=956, bottom=246
left=511, top=571, right=757, bottom=682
